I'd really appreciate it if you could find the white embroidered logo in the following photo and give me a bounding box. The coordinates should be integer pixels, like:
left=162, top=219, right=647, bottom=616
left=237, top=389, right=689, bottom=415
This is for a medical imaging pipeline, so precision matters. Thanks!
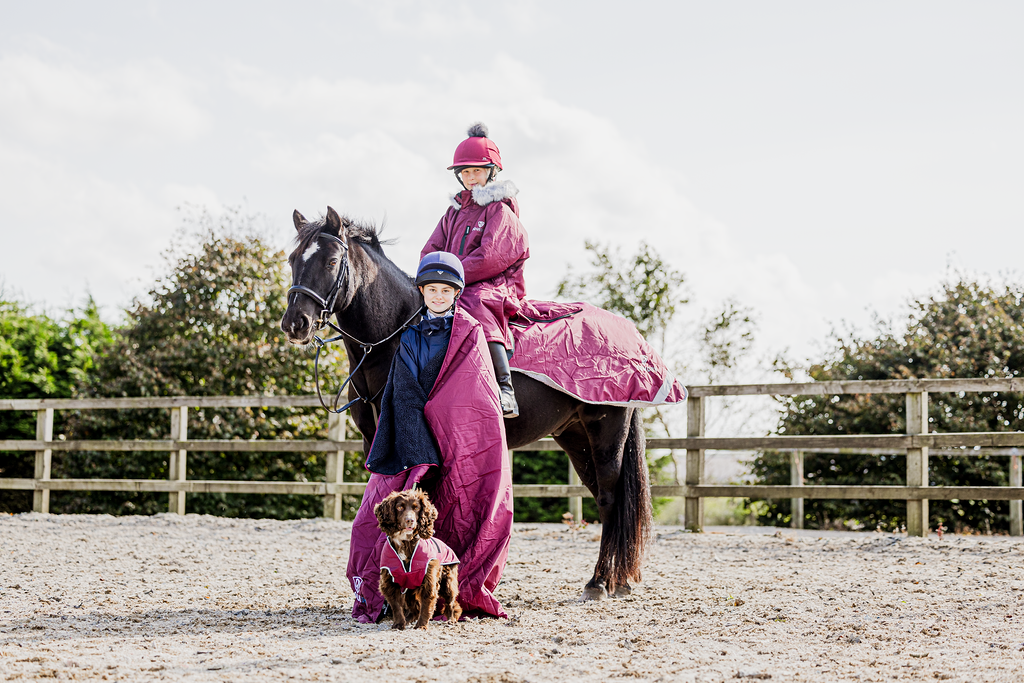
left=631, top=356, right=655, bottom=373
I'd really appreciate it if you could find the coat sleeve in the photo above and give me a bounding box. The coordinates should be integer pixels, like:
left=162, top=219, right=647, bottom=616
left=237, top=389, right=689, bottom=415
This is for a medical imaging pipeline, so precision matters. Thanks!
left=460, top=203, right=529, bottom=285
left=420, top=210, right=453, bottom=259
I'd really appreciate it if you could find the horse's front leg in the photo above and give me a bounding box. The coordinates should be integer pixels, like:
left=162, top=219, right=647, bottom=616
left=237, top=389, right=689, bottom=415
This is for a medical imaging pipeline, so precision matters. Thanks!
left=349, top=400, right=379, bottom=454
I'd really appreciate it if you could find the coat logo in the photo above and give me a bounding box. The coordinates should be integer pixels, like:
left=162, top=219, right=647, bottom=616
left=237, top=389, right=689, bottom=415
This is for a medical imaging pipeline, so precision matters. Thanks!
left=436, top=270, right=444, bottom=275
left=477, top=221, right=485, bottom=228
left=631, top=356, right=655, bottom=373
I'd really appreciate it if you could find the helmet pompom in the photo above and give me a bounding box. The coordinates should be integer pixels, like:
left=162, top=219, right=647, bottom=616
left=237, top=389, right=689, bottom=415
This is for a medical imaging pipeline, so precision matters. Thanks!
left=467, top=122, right=489, bottom=138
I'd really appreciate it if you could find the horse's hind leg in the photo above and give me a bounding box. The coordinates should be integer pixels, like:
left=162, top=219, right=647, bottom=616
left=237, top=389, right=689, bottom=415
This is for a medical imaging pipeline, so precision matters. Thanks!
left=556, top=404, right=640, bottom=602
left=553, top=424, right=604, bottom=600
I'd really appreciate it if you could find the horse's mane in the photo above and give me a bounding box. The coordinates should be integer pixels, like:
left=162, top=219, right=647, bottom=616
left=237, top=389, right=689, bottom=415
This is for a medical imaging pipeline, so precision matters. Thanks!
left=294, top=214, right=389, bottom=256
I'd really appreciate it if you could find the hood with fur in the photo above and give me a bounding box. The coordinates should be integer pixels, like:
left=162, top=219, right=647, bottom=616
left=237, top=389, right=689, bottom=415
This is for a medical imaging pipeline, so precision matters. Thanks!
left=449, top=180, right=519, bottom=209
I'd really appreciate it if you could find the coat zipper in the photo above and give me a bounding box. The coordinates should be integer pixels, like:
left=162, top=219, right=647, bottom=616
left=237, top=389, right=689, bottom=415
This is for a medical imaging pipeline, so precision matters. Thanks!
left=458, top=225, right=472, bottom=255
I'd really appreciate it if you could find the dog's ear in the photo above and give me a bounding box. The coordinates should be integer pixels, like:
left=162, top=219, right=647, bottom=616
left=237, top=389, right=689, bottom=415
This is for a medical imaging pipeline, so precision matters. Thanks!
left=417, top=491, right=438, bottom=539
left=374, top=494, right=398, bottom=534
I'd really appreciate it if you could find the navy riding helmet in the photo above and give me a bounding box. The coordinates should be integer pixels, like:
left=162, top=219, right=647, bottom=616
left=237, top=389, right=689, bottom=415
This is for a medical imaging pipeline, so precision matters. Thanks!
left=415, top=251, right=465, bottom=291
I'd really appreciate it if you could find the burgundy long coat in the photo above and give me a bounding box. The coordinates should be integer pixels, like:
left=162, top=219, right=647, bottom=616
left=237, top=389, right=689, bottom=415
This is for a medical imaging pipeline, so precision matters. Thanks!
left=420, top=180, right=528, bottom=348
left=346, top=307, right=512, bottom=622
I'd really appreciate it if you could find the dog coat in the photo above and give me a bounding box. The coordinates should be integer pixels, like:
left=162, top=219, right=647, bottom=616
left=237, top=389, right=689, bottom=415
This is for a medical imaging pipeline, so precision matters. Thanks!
left=381, top=537, right=460, bottom=592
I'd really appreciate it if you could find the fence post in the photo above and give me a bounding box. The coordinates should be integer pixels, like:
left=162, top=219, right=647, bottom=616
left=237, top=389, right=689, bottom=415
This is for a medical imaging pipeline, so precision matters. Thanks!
left=1010, top=451, right=1022, bottom=537
left=33, top=408, right=54, bottom=514
left=568, top=456, right=583, bottom=522
left=684, top=395, right=705, bottom=532
left=324, top=412, right=345, bottom=520
left=168, top=406, right=188, bottom=515
left=905, top=391, right=929, bottom=536
left=790, top=450, right=804, bottom=529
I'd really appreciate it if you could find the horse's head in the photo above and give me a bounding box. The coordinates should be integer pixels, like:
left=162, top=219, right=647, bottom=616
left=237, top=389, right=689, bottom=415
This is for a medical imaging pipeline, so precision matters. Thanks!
left=281, top=206, right=352, bottom=345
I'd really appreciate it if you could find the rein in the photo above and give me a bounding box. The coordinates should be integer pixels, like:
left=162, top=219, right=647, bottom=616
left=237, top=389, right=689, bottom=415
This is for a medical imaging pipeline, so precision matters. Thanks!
left=288, top=231, right=423, bottom=414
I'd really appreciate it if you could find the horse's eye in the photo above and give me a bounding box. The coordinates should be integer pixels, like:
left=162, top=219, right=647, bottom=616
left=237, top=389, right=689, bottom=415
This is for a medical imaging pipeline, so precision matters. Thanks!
left=327, top=259, right=338, bottom=269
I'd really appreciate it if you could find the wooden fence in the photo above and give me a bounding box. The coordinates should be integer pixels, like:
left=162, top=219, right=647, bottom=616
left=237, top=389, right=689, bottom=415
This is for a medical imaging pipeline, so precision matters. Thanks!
left=1, top=378, right=1022, bottom=536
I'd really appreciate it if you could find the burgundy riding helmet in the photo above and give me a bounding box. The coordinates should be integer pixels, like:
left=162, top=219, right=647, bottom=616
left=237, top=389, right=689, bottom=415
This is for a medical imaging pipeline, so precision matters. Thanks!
left=448, top=123, right=502, bottom=171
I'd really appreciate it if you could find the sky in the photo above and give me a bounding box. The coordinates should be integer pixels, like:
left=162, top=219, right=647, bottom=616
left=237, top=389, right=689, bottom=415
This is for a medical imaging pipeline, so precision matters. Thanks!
left=2, top=1, right=1023, bottom=376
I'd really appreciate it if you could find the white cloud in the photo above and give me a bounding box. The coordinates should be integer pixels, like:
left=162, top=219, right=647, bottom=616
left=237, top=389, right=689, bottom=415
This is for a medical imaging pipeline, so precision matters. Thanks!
left=0, top=52, right=209, bottom=148
left=0, top=140, right=214, bottom=313
left=226, top=53, right=834, bottom=358
left=357, top=0, right=494, bottom=37
left=0, top=44, right=922, bottom=361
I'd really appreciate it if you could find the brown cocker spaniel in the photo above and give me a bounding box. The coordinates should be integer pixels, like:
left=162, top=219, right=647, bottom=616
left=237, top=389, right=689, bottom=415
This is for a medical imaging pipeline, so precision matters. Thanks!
left=374, top=489, right=462, bottom=629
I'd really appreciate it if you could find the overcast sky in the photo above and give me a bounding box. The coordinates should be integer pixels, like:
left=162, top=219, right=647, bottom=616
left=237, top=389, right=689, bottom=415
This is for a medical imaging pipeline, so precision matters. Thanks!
left=2, top=1, right=1022, bottom=373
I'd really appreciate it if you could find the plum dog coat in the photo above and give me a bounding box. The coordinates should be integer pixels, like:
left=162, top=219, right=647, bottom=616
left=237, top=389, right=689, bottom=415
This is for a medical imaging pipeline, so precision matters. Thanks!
left=381, top=538, right=461, bottom=592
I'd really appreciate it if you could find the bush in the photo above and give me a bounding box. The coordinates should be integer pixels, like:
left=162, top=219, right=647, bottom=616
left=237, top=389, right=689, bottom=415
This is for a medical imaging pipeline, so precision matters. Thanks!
left=0, top=297, right=110, bottom=513
left=750, top=276, right=1023, bottom=532
left=57, top=206, right=349, bottom=518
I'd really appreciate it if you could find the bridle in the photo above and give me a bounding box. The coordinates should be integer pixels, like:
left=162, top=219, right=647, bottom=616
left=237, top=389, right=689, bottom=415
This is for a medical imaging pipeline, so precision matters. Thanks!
left=288, top=231, right=423, bottom=414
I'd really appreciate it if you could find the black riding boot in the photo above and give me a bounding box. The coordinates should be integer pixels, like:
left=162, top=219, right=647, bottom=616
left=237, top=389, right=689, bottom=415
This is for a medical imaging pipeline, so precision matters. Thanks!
left=487, top=342, right=519, bottom=418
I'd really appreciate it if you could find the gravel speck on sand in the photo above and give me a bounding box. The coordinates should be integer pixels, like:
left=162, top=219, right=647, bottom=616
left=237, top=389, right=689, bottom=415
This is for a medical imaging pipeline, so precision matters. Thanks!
left=1, top=513, right=1023, bottom=681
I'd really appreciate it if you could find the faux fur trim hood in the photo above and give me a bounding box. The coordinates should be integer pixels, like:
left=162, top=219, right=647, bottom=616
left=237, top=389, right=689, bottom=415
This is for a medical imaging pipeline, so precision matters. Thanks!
left=449, top=180, right=519, bottom=209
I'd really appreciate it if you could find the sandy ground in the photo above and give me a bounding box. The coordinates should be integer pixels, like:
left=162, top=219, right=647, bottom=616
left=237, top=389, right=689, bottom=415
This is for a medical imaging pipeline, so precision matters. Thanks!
left=1, top=513, right=1023, bottom=682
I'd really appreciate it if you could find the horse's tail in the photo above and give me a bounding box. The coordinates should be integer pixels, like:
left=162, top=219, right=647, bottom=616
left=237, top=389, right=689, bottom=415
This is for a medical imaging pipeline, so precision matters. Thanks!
left=604, top=407, right=653, bottom=590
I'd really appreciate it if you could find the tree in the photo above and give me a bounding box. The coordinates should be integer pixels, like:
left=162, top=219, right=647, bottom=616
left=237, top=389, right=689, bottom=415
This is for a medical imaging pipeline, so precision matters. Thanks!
left=750, top=276, right=1023, bottom=532
left=557, top=239, right=687, bottom=349
left=0, top=296, right=111, bottom=512
left=59, top=205, right=359, bottom=518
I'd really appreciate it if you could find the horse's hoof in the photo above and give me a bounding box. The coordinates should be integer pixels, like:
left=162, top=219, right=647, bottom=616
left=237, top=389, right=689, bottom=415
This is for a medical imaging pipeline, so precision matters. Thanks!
left=611, top=583, right=632, bottom=598
left=580, top=586, right=608, bottom=601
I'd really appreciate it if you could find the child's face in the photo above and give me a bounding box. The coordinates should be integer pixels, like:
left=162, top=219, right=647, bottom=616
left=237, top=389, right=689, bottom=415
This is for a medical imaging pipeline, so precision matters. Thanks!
left=459, top=167, right=491, bottom=190
left=420, top=283, right=457, bottom=314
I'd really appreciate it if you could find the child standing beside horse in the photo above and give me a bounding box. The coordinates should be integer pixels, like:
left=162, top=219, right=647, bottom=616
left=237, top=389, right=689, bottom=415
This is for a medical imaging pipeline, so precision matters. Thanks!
left=346, top=250, right=514, bottom=623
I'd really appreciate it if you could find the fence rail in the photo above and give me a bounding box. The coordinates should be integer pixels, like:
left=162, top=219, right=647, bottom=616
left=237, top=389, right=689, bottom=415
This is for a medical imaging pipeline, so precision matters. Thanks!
left=2, top=379, right=1022, bottom=536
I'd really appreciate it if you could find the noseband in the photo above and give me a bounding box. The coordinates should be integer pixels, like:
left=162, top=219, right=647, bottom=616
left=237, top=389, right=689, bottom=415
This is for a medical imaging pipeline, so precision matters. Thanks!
left=288, top=231, right=422, bottom=414
left=288, top=232, right=350, bottom=330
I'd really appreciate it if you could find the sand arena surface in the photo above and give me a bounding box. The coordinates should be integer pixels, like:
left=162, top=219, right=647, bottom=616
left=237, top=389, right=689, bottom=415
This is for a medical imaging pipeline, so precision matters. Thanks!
left=1, top=513, right=1023, bottom=682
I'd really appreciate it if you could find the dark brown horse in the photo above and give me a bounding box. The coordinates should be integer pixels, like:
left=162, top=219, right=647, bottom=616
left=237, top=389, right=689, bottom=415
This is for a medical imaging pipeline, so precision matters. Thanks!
left=280, top=207, right=652, bottom=600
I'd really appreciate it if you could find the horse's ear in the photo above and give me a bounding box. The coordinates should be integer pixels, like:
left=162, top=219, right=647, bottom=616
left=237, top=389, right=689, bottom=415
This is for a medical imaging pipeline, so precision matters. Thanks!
left=292, top=210, right=307, bottom=232
left=325, top=206, right=344, bottom=236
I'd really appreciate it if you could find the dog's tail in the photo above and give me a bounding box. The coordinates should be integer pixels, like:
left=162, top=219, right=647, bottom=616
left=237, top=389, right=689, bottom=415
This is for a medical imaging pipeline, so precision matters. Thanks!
left=602, top=407, right=653, bottom=591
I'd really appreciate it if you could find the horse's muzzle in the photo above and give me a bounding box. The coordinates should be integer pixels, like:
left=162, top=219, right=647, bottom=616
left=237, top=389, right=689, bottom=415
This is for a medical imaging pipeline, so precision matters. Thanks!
left=281, top=310, right=315, bottom=345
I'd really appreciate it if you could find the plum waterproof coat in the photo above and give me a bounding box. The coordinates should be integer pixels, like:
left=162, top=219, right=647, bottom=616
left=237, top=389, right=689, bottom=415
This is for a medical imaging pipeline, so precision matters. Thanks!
left=421, top=181, right=527, bottom=349
left=347, top=307, right=513, bottom=622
